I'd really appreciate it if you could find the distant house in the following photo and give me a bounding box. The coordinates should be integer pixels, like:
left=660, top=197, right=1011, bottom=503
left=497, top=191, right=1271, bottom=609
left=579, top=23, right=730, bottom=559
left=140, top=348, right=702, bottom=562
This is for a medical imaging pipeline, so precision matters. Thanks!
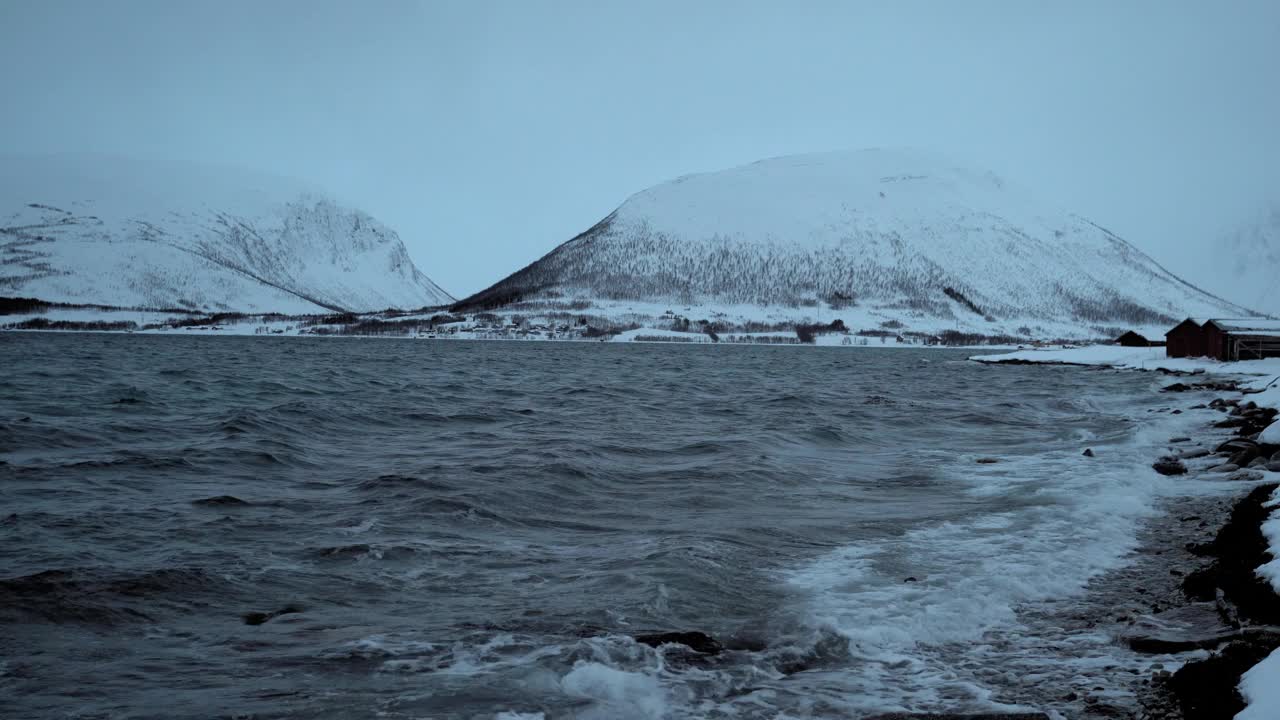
left=1202, top=319, right=1280, bottom=361
left=1115, top=330, right=1164, bottom=347
left=1165, top=318, right=1207, bottom=358
left=1166, top=318, right=1280, bottom=360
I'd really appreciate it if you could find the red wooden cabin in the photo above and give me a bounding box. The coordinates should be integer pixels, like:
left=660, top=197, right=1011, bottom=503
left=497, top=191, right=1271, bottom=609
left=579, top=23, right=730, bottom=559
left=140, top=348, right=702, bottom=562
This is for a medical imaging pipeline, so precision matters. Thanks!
left=1164, top=318, right=1206, bottom=358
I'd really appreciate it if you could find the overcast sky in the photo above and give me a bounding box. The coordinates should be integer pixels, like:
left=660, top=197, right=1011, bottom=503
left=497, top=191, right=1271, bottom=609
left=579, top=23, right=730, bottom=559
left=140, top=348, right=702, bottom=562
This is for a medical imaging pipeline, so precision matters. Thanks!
left=1, top=0, right=1277, bottom=299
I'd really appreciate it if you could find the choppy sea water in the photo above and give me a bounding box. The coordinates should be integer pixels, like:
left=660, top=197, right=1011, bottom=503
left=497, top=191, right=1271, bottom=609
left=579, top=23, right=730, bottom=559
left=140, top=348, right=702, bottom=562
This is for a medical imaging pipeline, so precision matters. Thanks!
left=0, top=333, right=1194, bottom=719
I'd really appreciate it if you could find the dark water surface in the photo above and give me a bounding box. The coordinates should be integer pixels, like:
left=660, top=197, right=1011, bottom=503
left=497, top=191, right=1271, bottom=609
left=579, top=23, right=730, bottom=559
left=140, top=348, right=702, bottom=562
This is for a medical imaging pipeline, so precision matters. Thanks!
left=0, top=334, right=1183, bottom=719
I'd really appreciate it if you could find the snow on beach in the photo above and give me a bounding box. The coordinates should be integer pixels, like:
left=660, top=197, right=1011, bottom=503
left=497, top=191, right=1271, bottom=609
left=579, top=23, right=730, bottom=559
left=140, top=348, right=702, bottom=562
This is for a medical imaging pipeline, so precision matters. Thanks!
left=973, top=345, right=1280, bottom=400
left=976, top=343, right=1280, bottom=719
left=1258, top=493, right=1280, bottom=594
left=1238, top=646, right=1280, bottom=720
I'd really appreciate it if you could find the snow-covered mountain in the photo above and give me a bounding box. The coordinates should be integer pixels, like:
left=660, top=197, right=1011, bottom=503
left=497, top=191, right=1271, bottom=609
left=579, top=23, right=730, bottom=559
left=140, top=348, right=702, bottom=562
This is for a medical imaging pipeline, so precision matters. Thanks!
left=455, top=149, right=1250, bottom=338
left=0, top=154, right=453, bottom=313
left=1207, top=207, right=1280, bottom=317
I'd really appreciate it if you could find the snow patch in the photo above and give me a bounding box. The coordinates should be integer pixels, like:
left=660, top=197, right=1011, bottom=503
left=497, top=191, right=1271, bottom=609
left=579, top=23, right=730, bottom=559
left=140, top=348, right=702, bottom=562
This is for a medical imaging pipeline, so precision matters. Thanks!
left=1259, top=421, right=1280, bottom=445
left=1256, top=491, right=1280, bottom=595
left=1237, top=645, right=1280, bottom=720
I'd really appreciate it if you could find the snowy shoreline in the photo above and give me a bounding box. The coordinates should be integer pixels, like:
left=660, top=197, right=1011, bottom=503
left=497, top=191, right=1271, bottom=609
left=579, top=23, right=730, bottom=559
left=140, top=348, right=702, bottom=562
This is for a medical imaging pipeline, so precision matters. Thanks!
left=0, top=324, right=1031, bottom=351
left=0, top=294, right=1128, bottom=348
left=976, top=345, right=1280, bottom=719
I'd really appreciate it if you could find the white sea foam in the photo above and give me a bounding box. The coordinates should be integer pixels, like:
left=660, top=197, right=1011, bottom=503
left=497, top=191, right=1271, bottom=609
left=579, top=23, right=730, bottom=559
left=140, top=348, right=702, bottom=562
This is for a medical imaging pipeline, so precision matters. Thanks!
left=338, top=517, right=377, bottom=534
left=328, top=633, right=437, bottom=659
left=482, top=401, right=1231, bottom=718
left=561, top=662, right=670, bottom=719
left=776, top=404, right=1204, bottom=713
left=491, top=432, right=1187, bottom=718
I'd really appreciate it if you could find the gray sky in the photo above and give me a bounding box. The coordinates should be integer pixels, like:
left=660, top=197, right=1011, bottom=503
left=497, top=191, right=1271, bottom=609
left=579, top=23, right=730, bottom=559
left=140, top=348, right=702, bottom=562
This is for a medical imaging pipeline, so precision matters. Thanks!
left=2, top=0, right=1277, bottom=299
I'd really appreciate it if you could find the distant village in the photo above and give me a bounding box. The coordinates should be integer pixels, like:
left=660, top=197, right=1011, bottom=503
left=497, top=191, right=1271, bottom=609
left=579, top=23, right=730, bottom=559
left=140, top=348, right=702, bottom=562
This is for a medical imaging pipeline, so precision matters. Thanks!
left=290, top=311, right=988, bottom=346
left=7, top=294, right=1280, bottom=355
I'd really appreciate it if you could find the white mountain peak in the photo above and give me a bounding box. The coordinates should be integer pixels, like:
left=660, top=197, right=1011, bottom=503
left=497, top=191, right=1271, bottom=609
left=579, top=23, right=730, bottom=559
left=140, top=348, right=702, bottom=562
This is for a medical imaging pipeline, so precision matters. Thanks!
left=456, top=148, right=1252, bottom=338
left=0, top=153, right=453, bottom=314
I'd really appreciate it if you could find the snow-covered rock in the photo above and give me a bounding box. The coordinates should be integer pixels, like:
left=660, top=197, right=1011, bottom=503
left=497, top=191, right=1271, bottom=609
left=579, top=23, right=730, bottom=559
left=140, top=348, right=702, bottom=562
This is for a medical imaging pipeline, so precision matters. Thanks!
left=1259, top=421, right=1280, bottom=446
left=455, top=148, right=1251, bottom=339
left=0, top=154, right=453, bottom=313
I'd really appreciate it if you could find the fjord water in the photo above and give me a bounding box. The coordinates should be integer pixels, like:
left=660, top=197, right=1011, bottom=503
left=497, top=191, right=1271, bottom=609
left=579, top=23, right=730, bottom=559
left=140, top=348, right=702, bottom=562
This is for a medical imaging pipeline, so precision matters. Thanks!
left=1, top=334, right=1179, bottom=719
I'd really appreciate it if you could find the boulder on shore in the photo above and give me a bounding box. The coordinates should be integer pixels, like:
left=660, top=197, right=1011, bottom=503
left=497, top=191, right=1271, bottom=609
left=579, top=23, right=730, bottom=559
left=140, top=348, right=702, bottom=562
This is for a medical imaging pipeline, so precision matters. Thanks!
left=1153, top=460, right=1188, bottom=476
left=1230, top=448, right=1261, bottom=466
left=1216, top=439, right=1258, bottom=454
left=634, top=631, right=723, bottom=655
left=1171, top=640, right=1280, bottom=720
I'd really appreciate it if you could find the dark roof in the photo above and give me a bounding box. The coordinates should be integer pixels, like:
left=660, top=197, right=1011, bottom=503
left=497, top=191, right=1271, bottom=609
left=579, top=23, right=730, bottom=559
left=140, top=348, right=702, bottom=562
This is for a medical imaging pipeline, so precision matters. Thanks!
left=1227, top=330, right=1280, bottom=339
left=1204, top=318, right=1280, bottom=333
left=1165, top=318, right=1205, bottom=336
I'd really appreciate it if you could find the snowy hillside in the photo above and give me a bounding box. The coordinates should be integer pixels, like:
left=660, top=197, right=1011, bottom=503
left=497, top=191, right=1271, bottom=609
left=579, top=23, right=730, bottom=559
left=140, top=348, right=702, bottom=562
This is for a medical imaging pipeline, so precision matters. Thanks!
left=1210, top=206, right=1280, bottom=317
left=0, top=154, right=453, bottom=313
left=455, top=149, right=1250, bottom=339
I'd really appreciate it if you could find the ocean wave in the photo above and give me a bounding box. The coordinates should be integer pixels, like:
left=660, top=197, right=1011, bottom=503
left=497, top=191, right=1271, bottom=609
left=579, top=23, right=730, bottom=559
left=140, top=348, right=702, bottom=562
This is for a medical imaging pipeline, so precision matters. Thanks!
left=0, top=335, right=1179, bottom=718
left=0, top=566, right=229, bottom=625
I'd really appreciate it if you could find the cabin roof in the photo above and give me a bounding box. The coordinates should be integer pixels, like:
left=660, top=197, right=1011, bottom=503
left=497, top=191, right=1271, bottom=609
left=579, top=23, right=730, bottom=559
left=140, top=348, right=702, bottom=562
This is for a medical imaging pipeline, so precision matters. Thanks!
left=1205, top=318, right=1280, bottom=333
left=1165, top=318, right=1206, bottom=335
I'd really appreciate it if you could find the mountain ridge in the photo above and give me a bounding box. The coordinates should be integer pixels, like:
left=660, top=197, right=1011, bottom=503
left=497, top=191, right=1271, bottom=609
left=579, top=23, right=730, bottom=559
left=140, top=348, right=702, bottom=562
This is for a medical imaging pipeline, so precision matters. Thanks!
left=0, top=154, right=454, bottom=314
left=454, top=148, right=1252, bottom=337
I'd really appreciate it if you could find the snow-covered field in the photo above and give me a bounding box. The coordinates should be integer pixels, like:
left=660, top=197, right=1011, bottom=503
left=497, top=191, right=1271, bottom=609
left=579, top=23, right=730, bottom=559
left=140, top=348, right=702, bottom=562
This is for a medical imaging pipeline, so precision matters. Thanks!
left=976, top=343, right=1280, bottom=718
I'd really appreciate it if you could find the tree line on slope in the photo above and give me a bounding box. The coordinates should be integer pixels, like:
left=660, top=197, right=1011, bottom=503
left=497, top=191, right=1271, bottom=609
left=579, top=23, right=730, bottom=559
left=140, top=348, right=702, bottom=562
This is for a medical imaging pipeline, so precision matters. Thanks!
left=453, top=215, right=1178, bottom=326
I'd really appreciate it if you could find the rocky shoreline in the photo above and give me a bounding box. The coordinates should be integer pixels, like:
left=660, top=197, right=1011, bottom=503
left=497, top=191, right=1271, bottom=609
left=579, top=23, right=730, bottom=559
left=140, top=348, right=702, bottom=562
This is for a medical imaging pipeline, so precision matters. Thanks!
left=829, top=368, right=1280, bottom=719
left=898, top=375, right=1280, bottom=719
left=1129, top=382, right=1280, bottom=719
left=609, top=370, right=1280, bottom=720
